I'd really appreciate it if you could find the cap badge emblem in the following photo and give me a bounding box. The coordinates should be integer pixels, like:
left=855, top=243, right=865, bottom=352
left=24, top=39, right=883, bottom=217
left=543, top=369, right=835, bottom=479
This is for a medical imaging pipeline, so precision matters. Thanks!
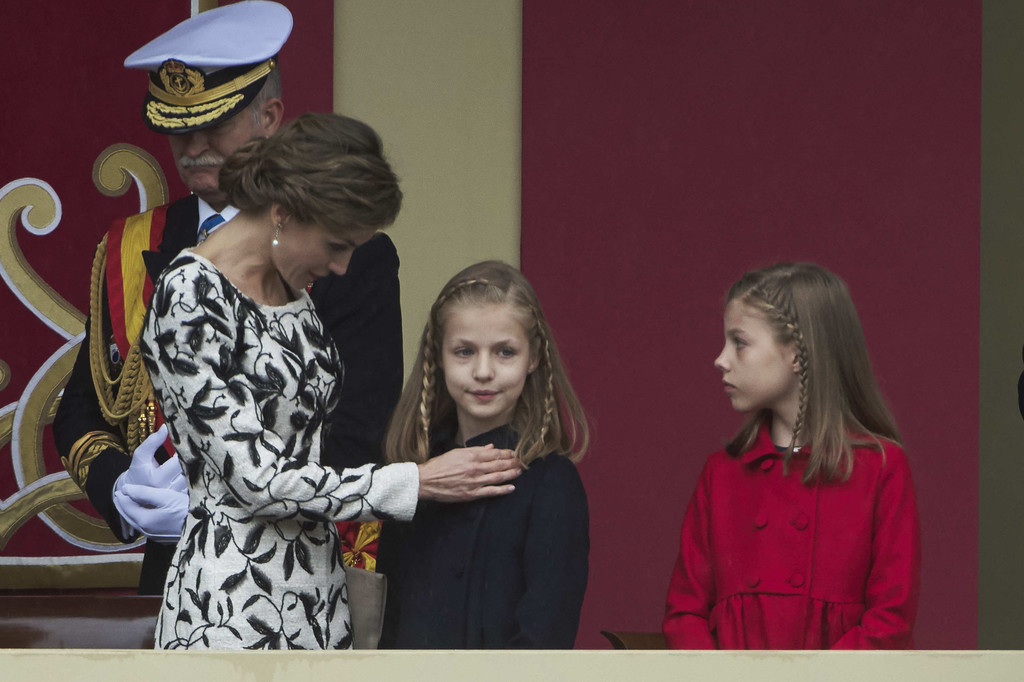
left=158, top=60, right=205, bottom=97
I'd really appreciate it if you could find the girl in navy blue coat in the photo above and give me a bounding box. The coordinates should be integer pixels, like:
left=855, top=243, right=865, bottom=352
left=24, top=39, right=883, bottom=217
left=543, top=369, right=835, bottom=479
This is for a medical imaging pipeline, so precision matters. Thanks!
left=379, top=260, right=590, bottom=648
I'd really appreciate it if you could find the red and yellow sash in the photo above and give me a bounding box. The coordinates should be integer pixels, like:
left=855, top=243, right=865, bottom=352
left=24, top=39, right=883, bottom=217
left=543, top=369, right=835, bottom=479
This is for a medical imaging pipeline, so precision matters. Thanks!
left=95, top=205, right=173, bottom=454
left=105, top=206, right=167, bottom=360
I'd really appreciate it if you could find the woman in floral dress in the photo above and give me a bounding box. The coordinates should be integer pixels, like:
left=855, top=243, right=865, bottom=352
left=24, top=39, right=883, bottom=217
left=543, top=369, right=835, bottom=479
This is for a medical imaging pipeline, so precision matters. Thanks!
left=140, top=113, right=520, bottom=650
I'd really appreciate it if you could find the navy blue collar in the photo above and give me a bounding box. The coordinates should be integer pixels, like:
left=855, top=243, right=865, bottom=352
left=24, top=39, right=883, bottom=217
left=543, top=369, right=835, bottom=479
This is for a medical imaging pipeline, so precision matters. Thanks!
left=434, top=423, right=520, bottom=455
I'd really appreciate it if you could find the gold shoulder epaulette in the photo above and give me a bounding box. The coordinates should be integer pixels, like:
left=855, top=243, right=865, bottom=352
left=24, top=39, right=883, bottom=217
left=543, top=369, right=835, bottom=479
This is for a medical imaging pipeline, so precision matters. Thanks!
left=87, top=234, right=157, bottom=451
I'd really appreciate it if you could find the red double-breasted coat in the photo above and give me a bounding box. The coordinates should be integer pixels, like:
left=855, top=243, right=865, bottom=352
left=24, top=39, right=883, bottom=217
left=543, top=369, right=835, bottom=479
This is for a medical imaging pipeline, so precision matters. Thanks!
left=663, top=425, right=920, bottom=649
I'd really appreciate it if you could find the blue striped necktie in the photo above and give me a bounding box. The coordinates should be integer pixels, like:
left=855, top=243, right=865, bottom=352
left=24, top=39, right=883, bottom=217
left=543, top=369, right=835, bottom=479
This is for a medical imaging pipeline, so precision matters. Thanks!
left=197, top=213, right=225, bottom=244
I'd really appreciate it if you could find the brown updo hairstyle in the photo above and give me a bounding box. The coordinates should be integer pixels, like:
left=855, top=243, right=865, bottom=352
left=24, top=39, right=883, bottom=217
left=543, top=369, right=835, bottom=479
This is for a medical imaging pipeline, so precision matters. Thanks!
left=219, top=112, right=402, bottom=235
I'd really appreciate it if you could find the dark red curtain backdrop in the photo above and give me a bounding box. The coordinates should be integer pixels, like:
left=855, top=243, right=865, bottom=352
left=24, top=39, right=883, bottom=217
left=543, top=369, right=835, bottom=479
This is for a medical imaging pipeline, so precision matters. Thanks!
left=523, top=0, right=980, bottom=649
left=1, top=1, right=331, bottom=574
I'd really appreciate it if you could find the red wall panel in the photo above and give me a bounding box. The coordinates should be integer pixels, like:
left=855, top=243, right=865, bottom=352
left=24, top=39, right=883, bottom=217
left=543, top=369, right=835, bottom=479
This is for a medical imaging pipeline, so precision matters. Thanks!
left=523, top=0, right=979, bottom=649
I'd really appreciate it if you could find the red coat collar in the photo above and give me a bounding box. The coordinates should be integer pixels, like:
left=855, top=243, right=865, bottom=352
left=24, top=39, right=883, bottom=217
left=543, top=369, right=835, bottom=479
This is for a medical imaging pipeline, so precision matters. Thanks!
left=738, top=422, right=809, bottom=464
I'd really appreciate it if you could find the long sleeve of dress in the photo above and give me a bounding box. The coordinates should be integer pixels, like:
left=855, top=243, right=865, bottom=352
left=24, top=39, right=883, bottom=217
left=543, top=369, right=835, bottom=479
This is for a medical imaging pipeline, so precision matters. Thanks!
left=140, top=257, right=418, bottom=526
left=662, top=460, right=718, bottom=649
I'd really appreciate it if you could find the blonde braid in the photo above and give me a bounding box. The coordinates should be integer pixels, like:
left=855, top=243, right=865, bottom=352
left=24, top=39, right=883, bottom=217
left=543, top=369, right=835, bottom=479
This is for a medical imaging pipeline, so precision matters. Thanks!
left=416, top=290, right=453, bottom=457
left=417, top=317, right=438, bottom=460
left=754, top=290, right=809, bottom=449
left=786, top=319, right=809, bottom=448
left=535, top=317, right=557, bottom=450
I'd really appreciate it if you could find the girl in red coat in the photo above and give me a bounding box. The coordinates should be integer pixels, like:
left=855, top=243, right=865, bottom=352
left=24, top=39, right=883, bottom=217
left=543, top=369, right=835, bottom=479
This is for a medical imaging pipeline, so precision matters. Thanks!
left=663, top=262, right=920, bottom=649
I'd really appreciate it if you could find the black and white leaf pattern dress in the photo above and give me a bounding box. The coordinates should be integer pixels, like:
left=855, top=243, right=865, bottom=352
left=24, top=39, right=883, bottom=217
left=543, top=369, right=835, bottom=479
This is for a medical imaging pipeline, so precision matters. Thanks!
left=140, top=251, right=418, bottom=650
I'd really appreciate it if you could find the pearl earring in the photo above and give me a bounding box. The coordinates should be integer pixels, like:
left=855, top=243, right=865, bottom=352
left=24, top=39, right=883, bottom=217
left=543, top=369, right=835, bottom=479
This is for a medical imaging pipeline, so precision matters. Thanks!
left=272, top=222, right=282, bottom=247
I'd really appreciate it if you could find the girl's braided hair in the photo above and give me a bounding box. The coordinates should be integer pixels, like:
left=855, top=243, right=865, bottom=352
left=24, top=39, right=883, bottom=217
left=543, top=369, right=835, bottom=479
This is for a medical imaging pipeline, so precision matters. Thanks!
left=724, top=263, right=900, bottom=482
left=385, top=261, right=588, bottom=466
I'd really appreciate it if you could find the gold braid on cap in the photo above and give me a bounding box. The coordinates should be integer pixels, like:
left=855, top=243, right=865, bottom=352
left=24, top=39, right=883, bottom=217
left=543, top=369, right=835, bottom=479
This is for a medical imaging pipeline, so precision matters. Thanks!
left=146, top=95, right=245, bottom=130
left=87, top=235, right=158, bottom=456
left=149, top=58, right=276, bottom=106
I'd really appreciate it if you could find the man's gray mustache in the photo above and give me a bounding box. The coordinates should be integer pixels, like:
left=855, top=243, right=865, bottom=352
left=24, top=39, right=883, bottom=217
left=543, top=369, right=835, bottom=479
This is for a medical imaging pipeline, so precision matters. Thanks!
left=178, top=153, right=224, bottom=168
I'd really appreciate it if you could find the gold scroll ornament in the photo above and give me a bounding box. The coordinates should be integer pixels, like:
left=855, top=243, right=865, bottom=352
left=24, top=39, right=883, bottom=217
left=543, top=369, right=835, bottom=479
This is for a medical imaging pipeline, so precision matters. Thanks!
left=0, top=144, right=167, bottom=557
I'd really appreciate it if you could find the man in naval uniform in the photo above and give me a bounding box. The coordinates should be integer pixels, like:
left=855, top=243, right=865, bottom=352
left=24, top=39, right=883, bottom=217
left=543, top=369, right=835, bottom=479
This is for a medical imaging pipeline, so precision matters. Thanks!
left=53, top=1, right=402, bottom=595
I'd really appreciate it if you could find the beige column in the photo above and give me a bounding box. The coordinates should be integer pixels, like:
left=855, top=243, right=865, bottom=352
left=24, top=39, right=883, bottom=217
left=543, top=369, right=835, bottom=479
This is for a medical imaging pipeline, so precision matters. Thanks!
left=334, top=0, right=522, bottom=367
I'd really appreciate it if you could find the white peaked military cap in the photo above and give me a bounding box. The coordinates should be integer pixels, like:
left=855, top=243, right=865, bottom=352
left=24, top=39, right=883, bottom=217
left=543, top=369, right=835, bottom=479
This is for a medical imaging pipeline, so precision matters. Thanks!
left=124, top=1, right=293, bottom=134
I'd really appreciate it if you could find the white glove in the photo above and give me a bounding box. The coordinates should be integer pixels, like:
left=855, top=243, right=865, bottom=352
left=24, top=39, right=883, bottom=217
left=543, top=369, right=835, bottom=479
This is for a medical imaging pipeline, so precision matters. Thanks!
left=112, top=425, right=188, bottom=543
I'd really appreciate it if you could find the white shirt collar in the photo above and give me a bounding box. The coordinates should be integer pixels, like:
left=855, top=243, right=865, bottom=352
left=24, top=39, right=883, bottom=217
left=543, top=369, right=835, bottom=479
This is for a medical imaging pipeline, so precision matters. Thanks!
left=196, top=197, right=240, bottom=238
